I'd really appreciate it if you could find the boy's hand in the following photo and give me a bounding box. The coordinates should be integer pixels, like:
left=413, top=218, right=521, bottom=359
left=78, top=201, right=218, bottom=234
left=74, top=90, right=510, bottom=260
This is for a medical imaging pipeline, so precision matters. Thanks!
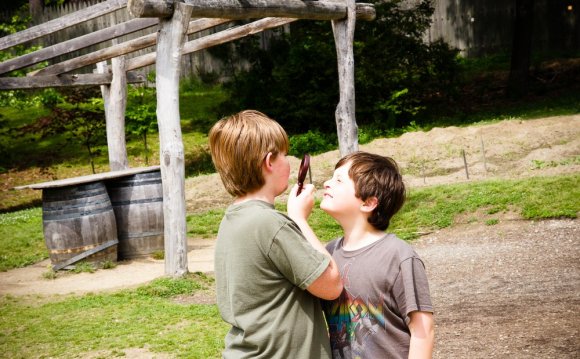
left=287, top=183, right=315, bottom=220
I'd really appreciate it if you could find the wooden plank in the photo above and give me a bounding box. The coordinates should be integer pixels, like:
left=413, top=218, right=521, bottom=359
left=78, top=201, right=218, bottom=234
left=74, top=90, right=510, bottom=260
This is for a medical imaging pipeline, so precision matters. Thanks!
left=31, top=18, right=230, bottom=77
left=0, top=0, right=127, bottom=52
left=128, top=0, right=175, bottom=18
left=0, top=72, right=145, bottom=90
left=156, top=2, right=192, bottom=277
left=0, top=18, right=158, bottom=76
left=127, top=0, right=375, bottom=21
left=14, top=166, right=160, bottom=190
left=189, top=0, right=376, bottom=21
left=332, top=0, right=359, bottom=156
left=127, top=17, right=298, bottom=71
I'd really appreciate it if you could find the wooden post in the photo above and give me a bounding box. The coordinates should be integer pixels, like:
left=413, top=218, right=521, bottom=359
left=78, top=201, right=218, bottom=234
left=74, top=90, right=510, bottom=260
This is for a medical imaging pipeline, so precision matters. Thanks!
left=156, top=1, right=192, bottom=277
left=96, top=49, right=129, bottom=171
left=331, top=0, right=358, bottom=156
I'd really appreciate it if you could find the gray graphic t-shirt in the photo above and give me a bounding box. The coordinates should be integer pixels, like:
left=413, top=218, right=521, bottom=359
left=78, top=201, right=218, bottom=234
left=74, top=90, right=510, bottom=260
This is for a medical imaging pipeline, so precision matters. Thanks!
left=322, top=234, right=433, bottom=359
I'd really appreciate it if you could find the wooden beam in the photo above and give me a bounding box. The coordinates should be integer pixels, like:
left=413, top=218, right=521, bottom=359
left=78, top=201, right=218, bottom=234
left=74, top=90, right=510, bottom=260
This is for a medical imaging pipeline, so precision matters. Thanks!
left=127, top=0, right=375, bottom=21
left=0, top=0, right=127, bottom=52
left=31, top=18, right=230, bottom=77
left=128, top=0, right=175, bottom=18
left=332, top=0, right=358, bottom=155
left=156, top=1, right=192, bottom=277
left=0, top=18, right=158, bottom=76
left=183, top=0, right=376, bottom=21
left=0, top=72, right=145, bottom=90
left=127, top=17, right=297, bottom=71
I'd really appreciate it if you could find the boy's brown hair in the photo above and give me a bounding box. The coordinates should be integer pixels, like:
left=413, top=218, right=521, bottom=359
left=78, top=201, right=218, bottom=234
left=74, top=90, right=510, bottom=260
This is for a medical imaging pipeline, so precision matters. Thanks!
left=208, top=110, right=289, bottom=197
left=336, top=151, right=406, bottom=231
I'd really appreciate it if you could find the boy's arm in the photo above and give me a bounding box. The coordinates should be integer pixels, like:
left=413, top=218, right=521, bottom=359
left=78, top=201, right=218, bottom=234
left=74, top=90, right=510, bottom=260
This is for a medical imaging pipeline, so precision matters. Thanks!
left=408, top=311, right=435, bottom=359
left=287, top=184, right=343, bottom=300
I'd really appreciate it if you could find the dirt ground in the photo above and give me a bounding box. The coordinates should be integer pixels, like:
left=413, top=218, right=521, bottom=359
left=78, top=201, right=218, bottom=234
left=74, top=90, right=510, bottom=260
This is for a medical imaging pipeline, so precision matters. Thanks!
left=0, top=115, right=579, bottom=358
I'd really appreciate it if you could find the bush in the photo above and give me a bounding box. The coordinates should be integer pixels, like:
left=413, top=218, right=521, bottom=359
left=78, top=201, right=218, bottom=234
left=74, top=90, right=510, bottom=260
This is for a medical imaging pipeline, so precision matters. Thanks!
left=215, top=0, right=460, bottom=134
left=289, top=130, right=337, bottom=157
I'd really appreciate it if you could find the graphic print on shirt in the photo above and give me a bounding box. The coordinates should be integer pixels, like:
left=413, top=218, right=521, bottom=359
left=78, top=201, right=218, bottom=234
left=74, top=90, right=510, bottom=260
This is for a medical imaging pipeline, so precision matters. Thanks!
left=325, top=259, right=385, bottom=358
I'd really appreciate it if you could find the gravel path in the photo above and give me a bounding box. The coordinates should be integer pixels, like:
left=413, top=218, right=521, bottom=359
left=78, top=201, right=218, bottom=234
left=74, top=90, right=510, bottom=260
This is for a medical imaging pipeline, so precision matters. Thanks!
left=415, top=218, right=579, bottom=358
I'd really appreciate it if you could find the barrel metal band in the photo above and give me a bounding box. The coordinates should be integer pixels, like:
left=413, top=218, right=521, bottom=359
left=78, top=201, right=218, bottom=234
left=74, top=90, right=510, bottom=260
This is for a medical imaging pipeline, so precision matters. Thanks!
left=52, top=239, right=118, bottom=271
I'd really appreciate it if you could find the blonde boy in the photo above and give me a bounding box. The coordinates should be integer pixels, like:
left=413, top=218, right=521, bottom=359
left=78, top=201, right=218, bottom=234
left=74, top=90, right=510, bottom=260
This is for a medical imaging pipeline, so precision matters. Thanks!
left=320, top=151, right=434, bottom=359
left=208, top=110, right=342, bottom=358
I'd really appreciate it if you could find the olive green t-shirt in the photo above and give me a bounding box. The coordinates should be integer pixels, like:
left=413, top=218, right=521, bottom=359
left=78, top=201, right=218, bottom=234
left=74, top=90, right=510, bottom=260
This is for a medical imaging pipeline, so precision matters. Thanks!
left=215, top=200, right=332, bottom=359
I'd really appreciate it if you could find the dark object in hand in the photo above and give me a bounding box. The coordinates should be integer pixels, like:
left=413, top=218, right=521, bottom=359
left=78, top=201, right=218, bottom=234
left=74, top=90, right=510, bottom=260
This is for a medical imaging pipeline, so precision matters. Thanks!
left=297, top=154, right=311, bottom=195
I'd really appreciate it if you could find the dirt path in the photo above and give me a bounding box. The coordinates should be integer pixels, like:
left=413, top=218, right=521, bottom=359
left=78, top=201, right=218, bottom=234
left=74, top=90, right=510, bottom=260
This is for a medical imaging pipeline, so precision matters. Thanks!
left=0, top=238, right=215, bottom=296
left=415, top=218, right=579, bottom=358
left=0, top=115, right=578, bottom=357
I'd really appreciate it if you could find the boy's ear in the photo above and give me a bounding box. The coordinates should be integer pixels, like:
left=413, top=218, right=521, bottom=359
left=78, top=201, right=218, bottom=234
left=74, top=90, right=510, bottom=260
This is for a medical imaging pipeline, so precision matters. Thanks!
left=360, top=197, right=378, bottom=213
left=263, top=152, right=274, bottom=171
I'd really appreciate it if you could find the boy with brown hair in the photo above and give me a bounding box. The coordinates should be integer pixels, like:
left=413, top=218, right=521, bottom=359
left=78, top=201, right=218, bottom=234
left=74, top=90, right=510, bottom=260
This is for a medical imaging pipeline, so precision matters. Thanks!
left=208, top=110, right=343, bottom=358
left=320, top=151, right=434, bottom=359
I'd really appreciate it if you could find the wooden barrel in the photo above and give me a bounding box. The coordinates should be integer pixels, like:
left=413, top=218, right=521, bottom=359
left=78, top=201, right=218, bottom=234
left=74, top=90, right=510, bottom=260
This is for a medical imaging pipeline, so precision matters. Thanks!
left=42, top=181, right=118, bottom=270
left=106, top=170, right=164, bottom=259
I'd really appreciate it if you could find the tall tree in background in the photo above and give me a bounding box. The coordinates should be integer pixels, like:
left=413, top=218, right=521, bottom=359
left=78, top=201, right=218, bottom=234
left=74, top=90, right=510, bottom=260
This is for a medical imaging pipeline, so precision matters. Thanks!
left=508, top=0, right=535, bottom=97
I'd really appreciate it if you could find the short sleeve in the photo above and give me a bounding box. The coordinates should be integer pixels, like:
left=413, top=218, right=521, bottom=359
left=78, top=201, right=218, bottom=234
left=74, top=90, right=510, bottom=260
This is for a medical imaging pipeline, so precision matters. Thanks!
left=268, top=223, right=330, bottom=290
left=392, top=257, right=434, bottom=325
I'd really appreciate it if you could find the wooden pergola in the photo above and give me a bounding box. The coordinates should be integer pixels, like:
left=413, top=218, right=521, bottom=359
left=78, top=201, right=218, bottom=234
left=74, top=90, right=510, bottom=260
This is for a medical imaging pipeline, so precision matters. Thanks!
left=0, top=0, right=375, bottom=277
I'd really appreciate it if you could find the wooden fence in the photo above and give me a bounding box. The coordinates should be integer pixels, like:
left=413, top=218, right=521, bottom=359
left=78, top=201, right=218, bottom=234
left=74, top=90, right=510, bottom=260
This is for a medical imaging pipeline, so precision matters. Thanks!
left=14, top=0, right=577, bottom=61
left=2, top=0, right=577, bottom=74
left=26, top=0, right=235, bottom=79
left=426, top=0, right=579, bottom=57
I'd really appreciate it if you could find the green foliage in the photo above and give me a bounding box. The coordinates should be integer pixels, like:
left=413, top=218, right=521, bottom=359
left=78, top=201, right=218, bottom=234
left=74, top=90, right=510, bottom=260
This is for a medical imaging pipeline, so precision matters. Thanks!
left=17, top=88, right=107, bottom=173
left=0, top=5, right=58, bottom=109
left=185, top=144, right=215, bottom=177
left=217, top=0, right=460, bottom=134
left=126, top=84, right=158, bottom=164
left=289, top=130, right=337, bottom=157
left=71, top=261, right=95, bottom=273
left=179, top=78, right=229, bottom=133
left=354, top=0, right=460, bottom=129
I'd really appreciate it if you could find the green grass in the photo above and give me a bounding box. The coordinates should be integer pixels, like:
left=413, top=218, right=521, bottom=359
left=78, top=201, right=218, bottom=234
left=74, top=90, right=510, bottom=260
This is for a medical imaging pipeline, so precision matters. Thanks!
left=0, top=207, right=46, bottom=271
left=3, top=173, right=578, bottom=272
left=0, top=273, right=228, bottom=358
left=390, top=173, right=580, bottom=239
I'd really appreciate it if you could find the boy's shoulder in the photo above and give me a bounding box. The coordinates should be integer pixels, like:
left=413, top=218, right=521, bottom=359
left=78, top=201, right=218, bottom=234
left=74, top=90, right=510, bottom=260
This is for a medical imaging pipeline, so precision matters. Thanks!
left=327, top=234, right=421, bottom=262
left=227, top=200, right=292, bottom=226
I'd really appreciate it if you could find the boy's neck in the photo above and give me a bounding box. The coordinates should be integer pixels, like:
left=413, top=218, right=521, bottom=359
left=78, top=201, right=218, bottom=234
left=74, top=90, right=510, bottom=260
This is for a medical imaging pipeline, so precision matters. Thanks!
left=235, top=189, right=276, bottom=205
left=342, top=225, right=386, bottom=251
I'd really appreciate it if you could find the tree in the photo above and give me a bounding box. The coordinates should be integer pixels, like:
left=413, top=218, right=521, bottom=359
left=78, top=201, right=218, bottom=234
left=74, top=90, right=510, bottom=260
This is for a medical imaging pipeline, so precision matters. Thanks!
left=125, top=85, right=158, bottom=165
left=18, top=88, right=107, bottom=174
left=508, top=0, right=535, bottom=97
left=216, top=0, right=459, bottom=134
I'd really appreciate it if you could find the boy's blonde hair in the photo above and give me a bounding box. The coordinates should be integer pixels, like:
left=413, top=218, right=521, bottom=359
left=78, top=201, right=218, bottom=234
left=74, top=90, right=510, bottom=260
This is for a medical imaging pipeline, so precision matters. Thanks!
left=208, top=110, right=289, bottom=197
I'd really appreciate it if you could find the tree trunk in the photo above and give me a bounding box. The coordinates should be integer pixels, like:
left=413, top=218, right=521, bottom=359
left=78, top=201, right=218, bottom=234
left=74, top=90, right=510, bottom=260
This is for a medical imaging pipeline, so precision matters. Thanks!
left=156, top=2, right=192, bottom=277
left=96, top=54, right=129, bottom=172
left=508, top=0, right=535, bottom=97
left=331, top=0, right=358, bottom=156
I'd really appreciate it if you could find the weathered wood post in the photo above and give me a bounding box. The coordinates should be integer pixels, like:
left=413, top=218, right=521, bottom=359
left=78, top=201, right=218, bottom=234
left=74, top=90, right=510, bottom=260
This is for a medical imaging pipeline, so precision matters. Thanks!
left=96, top=45, right=129, bottom=171
left=331, top=0, right=358, bottom=156
left=153, top=1, right=192, bottom=277
left=128, top=0, right=191, bottom=277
